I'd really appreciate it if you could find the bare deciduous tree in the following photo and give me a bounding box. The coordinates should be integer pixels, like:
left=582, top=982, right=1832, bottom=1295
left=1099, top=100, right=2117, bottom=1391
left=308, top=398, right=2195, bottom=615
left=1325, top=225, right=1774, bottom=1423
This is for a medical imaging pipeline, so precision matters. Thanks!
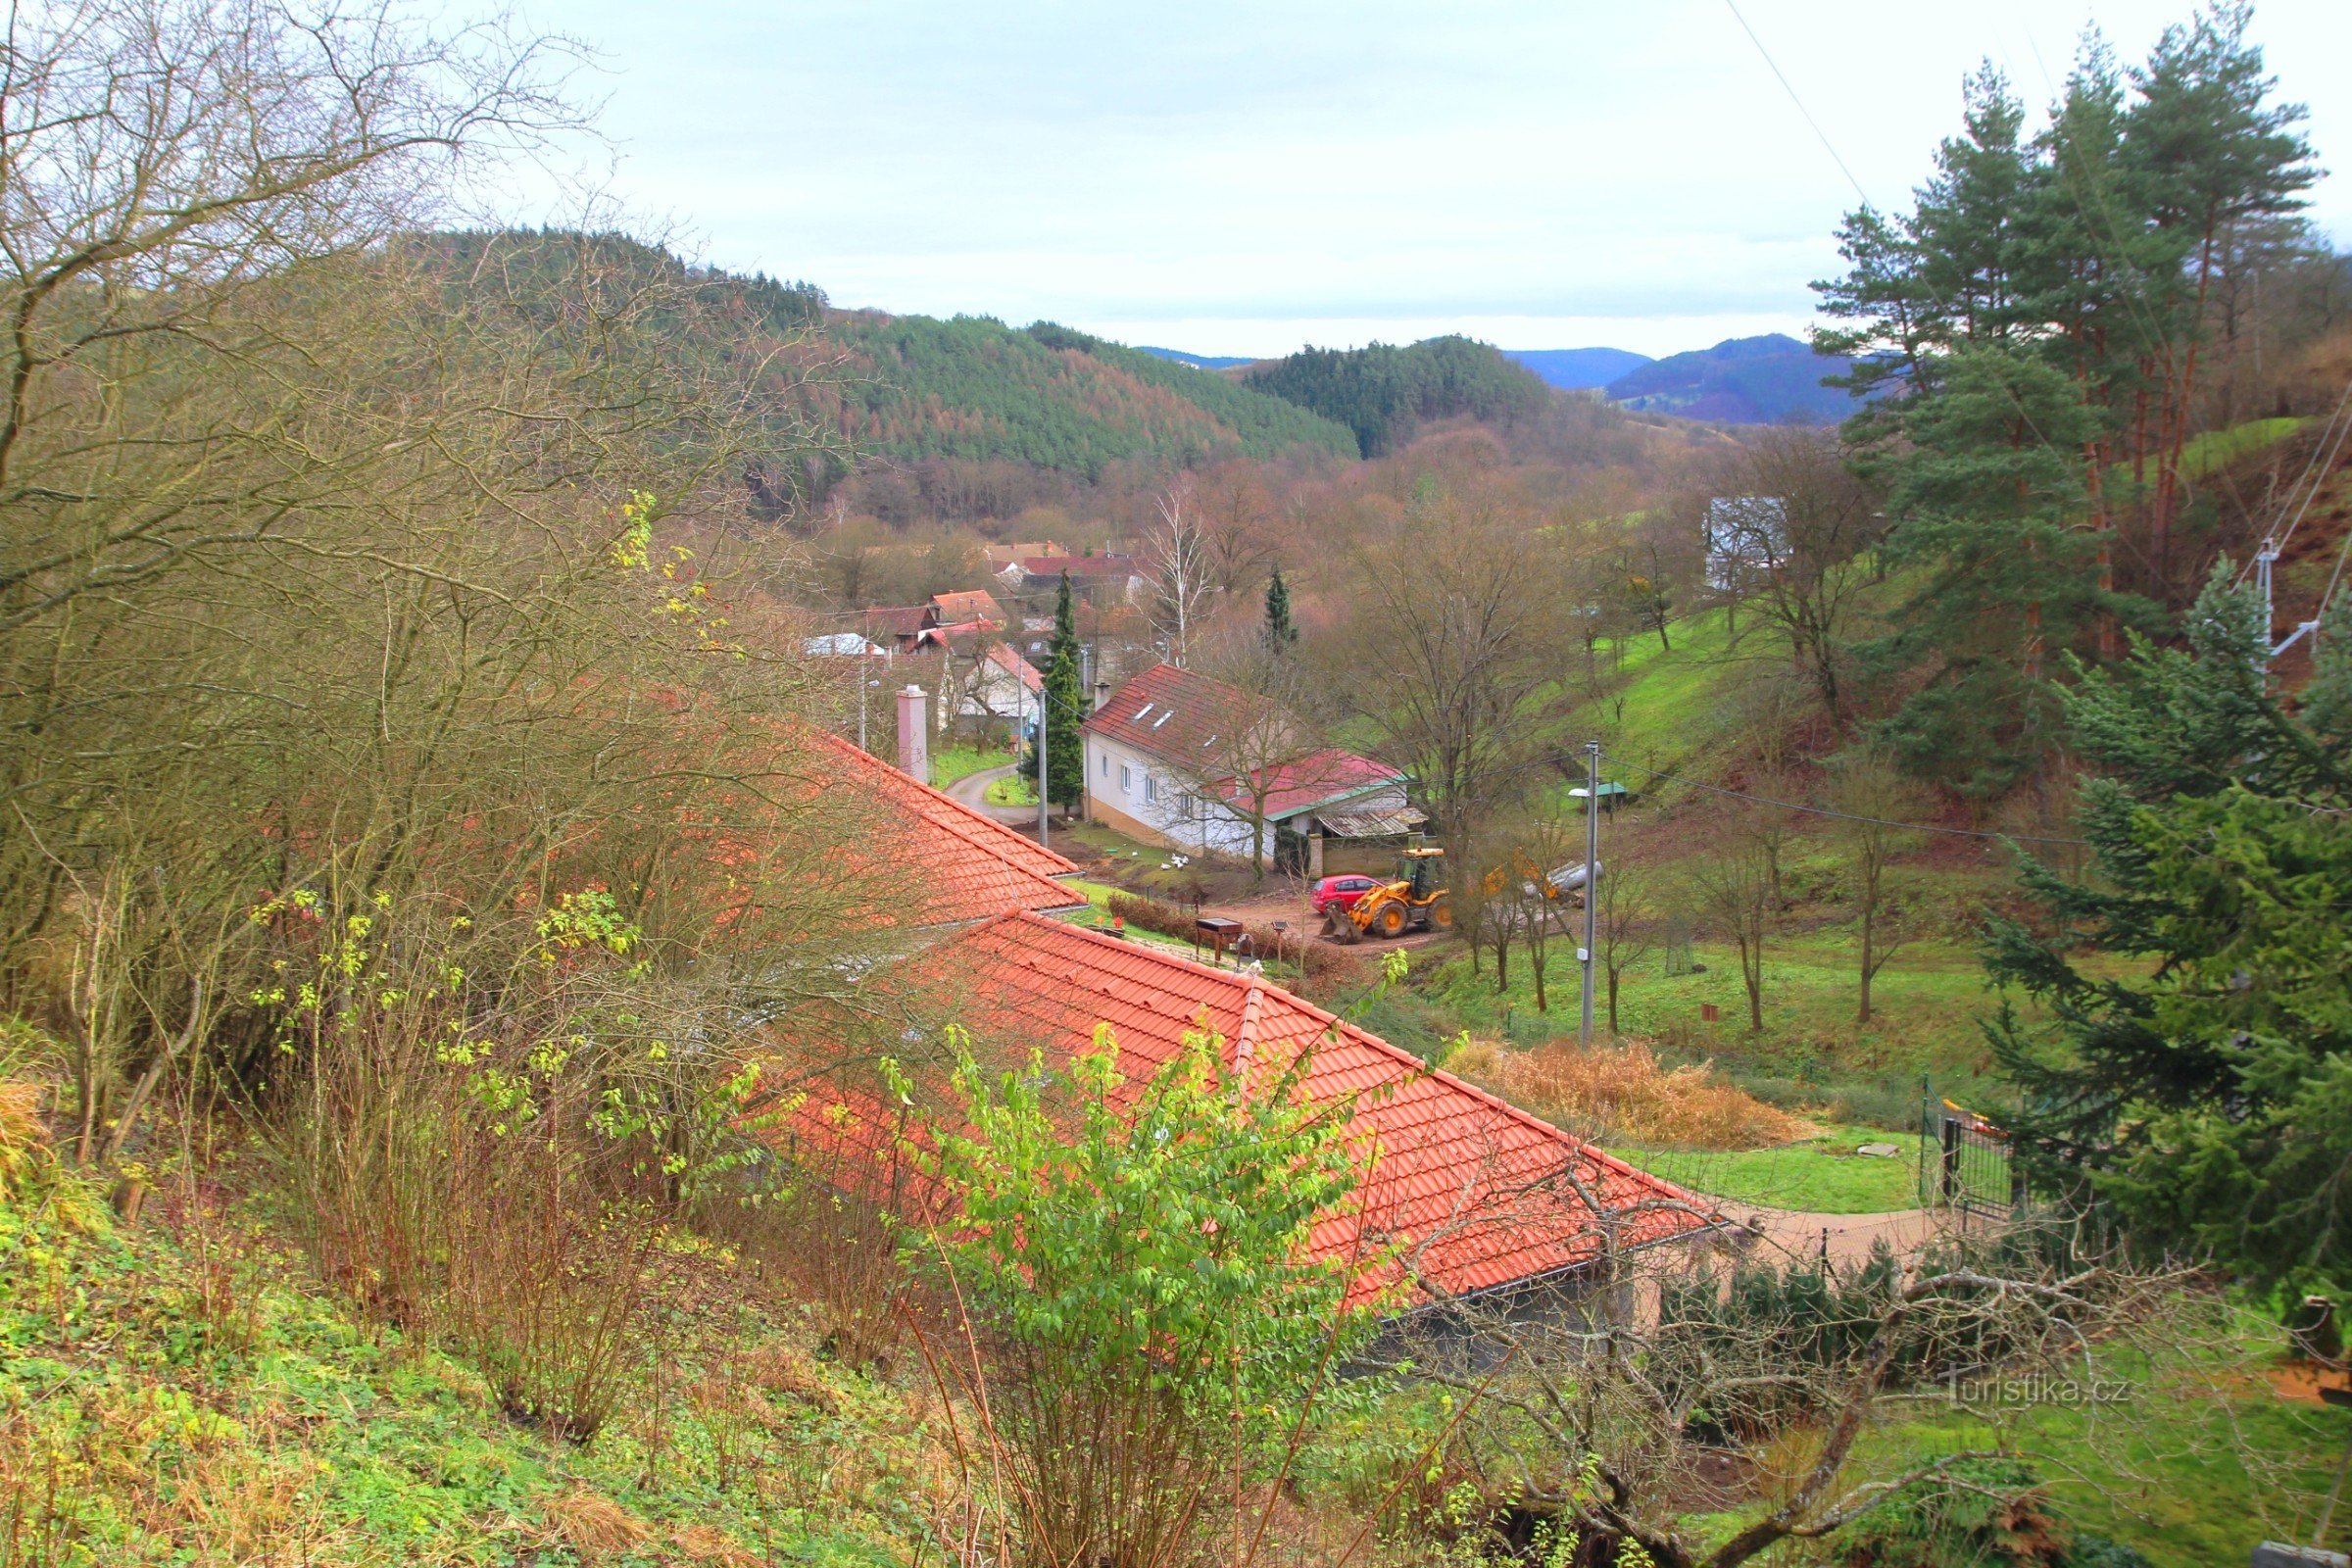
left=1690, top=811, right=1776, bottom=1032
left=1593, top=850, right=1654, bottom=1035
left=1828, top=748, right=1927, bottom=1022
left=1140, top=474, right=1214, bottom=664
left=1335, top=478, right=1575, bottom=875
left=1716, top=427, right=1886, bottom=724
left=1383, top=1179, right=2230, bottom=1568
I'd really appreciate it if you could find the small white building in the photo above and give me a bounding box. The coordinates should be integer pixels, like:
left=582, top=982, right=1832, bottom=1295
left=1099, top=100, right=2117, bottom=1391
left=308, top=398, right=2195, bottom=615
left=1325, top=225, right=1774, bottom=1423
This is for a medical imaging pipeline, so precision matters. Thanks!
left=1080, top=662, right=1416, bottom=873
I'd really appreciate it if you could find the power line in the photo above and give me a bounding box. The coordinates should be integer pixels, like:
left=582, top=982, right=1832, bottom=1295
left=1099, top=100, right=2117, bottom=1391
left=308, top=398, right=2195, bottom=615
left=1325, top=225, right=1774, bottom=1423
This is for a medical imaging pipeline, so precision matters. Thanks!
left=1720, top=0, right=1874, bottom=211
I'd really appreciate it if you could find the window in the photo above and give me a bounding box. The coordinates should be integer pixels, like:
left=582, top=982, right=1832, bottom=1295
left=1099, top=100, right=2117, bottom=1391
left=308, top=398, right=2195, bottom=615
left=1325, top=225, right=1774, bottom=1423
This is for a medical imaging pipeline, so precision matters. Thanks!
left=1119, top=764, right=1132, bottom=794
left=1176, top=790, right=1196, bottom=821
left=1145, top=774, right=1160, bottom=804
left=1100, top=753, right=1108, bottom=778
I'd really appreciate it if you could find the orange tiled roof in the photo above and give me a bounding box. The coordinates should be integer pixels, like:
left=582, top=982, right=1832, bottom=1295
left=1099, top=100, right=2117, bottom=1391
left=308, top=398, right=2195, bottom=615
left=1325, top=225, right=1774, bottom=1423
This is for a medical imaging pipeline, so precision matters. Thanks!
left=807, top=731, right=1084, bottom=925
left=775, top=911, right=1719, bottom=1311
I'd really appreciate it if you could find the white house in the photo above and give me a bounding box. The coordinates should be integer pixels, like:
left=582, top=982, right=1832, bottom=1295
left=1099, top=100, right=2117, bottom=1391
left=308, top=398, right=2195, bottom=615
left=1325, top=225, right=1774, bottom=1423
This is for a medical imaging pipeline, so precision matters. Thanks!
left=1080, top=662, right=1417, bottom=873
left=956, top=642, right=1044, bottom=737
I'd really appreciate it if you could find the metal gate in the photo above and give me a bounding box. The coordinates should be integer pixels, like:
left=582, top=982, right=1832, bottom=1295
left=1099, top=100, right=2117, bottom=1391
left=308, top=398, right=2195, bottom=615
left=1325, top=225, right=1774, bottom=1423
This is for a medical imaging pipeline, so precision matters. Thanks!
left=1919, top=1097, right=2025, bottom=1219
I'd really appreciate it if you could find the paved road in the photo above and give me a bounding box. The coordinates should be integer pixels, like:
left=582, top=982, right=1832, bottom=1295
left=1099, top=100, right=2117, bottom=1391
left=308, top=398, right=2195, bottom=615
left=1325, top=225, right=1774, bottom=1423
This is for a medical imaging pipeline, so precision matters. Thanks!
left=944, top=762, right=1035, bottom=825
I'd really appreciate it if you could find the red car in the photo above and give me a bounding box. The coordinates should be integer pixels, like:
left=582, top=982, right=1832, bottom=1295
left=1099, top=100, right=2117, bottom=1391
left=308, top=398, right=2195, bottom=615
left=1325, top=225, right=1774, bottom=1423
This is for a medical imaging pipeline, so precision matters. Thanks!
left=1310, top=874, right=1380, bottom=915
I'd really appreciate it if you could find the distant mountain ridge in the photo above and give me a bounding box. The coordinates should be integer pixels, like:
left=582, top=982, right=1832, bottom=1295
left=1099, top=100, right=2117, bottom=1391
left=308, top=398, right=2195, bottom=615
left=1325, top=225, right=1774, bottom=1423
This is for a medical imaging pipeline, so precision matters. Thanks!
left=1502, top=347, right=1653, bottom=390
left=1137, top=346, right=1258, bottom=370
left=1603, top=333, right=1856, bottom=424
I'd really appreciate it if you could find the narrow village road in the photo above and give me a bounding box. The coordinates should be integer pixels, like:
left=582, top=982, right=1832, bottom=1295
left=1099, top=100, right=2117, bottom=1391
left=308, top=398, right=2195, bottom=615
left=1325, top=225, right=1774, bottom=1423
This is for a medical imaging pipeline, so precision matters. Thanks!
left=946, top=762, right=1035, bottom=825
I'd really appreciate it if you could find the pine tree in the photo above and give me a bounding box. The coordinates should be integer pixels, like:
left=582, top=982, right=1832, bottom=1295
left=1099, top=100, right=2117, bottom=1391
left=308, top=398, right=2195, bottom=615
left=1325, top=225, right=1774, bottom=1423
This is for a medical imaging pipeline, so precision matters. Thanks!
left=1262, top=565, right=1298, bottom=652
left=1816, top=25, right=2314, bottom=785
left=1989, top=567, right=2352, bottom=1299
left=1037, top=570, right=1085, bottom=813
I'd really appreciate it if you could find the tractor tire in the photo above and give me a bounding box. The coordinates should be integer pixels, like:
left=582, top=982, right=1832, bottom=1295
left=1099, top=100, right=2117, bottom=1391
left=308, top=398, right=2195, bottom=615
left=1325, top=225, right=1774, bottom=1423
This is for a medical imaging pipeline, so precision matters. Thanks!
left=1373, top=902, right=1409, bottom=939
left=1425, top=895, right=1454, bottom=930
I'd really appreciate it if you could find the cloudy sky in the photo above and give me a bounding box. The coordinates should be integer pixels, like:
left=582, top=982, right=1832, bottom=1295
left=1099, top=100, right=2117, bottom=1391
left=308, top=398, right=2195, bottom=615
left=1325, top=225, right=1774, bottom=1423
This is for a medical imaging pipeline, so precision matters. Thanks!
left=521, top=0, right=2351, bottom=360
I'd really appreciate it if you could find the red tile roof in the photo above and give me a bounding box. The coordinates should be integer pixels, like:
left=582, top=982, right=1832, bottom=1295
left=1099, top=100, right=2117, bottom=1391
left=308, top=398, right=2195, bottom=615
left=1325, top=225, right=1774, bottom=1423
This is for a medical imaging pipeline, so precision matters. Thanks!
left=930, top=590, right=1006, bottom=625
left=771, top=912, right=1718, bottom=1311
left=1223, top=747, right=1405, bottom=819
left=807, top=731, right=1084, bottom=924
left=1082, top=662, right=1260, bottom=761
left=984, top=643, right=1044, bottom=693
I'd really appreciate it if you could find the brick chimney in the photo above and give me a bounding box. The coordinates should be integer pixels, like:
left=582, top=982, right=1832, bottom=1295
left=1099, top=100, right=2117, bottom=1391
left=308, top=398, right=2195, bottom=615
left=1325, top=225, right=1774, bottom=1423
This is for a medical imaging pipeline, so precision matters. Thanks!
left=896, top=685, right=930, bottom=781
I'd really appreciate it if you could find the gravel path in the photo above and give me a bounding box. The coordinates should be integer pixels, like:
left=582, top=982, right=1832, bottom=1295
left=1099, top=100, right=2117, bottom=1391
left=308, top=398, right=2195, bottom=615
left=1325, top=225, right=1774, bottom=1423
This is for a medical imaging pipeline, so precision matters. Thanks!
left=1716, top=1203, right=1957, bottom=1270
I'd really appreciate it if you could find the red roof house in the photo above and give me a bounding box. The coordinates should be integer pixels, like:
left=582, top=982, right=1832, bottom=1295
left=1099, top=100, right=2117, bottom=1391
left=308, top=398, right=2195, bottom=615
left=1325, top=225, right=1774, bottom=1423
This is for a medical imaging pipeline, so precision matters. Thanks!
left=1080, top=663, right=1421, bottom=859
left=767, top=911, right=1719, bottom=1313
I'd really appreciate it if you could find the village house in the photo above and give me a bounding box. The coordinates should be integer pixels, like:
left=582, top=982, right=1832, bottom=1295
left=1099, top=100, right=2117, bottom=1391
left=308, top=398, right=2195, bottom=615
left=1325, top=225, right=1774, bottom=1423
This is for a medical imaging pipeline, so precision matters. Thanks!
left=955, top=641, right=1044, bottom=737
left=860, top=588, right=1008, bottom=654
left=1004, top=552, right=1146, bottom=605
left=981, top=540, right=1067, bottom=573
left=1080, top=662, right=1422, bottom=876
left=763, top=704, right=1721, bottom=1320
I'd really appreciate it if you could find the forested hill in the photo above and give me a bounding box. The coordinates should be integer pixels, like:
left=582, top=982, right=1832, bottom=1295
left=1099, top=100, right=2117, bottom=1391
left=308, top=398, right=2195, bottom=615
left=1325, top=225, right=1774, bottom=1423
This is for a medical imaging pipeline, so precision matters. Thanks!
left=1603, top=333, right=1857, bottom=423
left=823, top=317, right=1359, bottom=472
left=1241, top=335, right=1551, bottom=458
left=421, top=232, right=1357, bottom=498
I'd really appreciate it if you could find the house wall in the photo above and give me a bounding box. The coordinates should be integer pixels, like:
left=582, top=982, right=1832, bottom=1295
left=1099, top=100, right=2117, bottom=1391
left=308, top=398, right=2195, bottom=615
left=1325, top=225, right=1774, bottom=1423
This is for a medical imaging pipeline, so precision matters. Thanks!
left=1081, top=731, right=1263, bottom=858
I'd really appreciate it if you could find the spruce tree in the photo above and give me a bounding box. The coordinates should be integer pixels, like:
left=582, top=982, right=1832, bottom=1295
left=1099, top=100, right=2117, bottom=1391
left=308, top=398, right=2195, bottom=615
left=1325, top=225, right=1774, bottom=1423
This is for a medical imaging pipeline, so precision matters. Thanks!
left=1263, top=565, right=1298, bottom=652
left=1037, top=570, right=1085, bottom=813
left=1989, top=567, right=2352, bottom=1300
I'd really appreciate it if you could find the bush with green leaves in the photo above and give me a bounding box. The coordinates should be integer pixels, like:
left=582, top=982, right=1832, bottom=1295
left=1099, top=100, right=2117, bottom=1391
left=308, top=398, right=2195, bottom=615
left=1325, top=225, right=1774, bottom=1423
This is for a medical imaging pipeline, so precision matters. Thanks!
left=901, top=1025, right=1376, bottom=1568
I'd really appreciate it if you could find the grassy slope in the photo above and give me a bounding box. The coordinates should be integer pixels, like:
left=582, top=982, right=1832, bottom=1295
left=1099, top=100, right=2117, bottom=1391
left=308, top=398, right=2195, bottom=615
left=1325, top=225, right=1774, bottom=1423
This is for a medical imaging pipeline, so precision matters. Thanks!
left=0, top=1172, right=916, bottom=1568
left=1390, top=588, right=2123, bottom=1127
left=929, top=743, right=1010, bottom=790
left=1605, top=1125, right=1925, bottom=1214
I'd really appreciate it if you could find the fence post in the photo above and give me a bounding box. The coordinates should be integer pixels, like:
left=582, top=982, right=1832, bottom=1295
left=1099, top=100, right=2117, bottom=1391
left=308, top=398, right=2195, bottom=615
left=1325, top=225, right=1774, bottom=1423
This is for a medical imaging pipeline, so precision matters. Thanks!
left=1940, top=1116, right=1961, bottom=1206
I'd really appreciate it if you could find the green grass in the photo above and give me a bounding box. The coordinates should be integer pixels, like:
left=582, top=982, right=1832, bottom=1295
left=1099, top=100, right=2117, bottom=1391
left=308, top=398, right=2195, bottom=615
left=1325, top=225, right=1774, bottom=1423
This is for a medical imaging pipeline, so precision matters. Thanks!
left=1606, top=1125, right=1923, bottom=1213
left=1853, top=1323, right=2351, bottom=1567
left=2180, top=415, right=2305, bottom=480
left=0, top=1167, right=919, bottom=1567
left=985, top=771, right=1036, bottom=807
left=1417, top=925, right=2018, bottom=1126
left=930, top=743, right=1013, bottom=789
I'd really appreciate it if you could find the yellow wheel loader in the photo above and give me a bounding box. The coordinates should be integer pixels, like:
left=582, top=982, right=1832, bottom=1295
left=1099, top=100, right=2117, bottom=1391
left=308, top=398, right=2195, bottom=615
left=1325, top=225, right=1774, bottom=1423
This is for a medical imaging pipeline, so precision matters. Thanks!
left=1321, top=847, right=1453, bottom=942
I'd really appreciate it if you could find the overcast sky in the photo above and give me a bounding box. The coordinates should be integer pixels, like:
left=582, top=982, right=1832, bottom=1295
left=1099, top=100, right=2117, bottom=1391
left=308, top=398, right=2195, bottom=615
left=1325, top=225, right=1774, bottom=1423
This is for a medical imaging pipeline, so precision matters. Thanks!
left=514, top=0, right=2351, bottom=360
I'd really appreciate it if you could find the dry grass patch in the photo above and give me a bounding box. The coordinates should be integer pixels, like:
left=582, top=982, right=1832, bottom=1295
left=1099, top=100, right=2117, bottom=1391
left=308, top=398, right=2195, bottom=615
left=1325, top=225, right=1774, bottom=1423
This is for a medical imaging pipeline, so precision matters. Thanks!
left=1447, top=1037, right=1806, bottom=1150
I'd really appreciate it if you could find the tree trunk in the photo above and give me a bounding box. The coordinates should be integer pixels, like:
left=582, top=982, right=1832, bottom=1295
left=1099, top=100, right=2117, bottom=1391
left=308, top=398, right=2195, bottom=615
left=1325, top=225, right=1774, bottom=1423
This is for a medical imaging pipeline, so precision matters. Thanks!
left=1741, top=934, right=1763, bottom=1032
left=1856, top=896, right=1875, bottom=1024
left=1607, top=967, right=1622, bottom=1033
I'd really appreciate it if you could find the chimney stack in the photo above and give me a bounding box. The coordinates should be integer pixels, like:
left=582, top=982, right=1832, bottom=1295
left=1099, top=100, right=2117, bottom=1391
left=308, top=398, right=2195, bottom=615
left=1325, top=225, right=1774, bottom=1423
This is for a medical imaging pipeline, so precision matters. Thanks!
left=1093, top=678, right=1110, bottom=711
left=896, top=685, right=930, bottom=781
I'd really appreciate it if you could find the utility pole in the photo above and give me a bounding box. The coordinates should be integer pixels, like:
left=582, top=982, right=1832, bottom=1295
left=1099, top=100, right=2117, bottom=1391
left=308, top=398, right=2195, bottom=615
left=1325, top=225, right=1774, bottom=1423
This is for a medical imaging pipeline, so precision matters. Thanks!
left=1037, top=693, right=1050, bottom=850
left=2257, top=536, right=2322, bottom=673
left=1580, top=739, right=1599, bottom=1047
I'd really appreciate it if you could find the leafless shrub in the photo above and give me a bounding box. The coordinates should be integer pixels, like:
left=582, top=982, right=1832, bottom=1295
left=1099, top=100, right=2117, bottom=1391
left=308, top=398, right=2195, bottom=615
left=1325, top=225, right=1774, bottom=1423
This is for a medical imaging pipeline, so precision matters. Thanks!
left=1447, top=1037, right=1805, bottom=1150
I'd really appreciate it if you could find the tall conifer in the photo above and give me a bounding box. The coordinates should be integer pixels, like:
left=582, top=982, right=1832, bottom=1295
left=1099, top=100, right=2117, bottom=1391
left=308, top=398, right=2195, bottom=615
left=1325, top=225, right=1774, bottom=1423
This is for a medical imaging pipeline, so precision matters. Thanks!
left=1039, top=570, right=1085, bottom=812
left=1263, top=566, right=1298, bottom=652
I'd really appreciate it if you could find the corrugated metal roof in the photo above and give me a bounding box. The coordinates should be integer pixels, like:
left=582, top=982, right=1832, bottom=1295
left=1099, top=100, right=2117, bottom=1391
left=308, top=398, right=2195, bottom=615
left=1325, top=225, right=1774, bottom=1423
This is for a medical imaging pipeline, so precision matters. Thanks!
left=1314, top=807, right=1428, bottom=838
left=769, top=912, right=1717, bottom=1311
